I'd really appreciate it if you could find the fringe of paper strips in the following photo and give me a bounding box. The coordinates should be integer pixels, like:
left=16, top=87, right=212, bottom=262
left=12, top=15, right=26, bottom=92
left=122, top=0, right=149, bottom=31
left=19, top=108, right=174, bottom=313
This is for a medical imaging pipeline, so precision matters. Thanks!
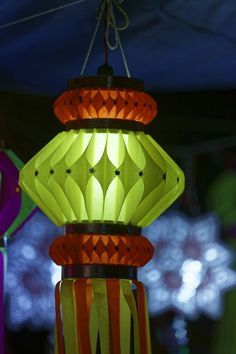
left=54, top=279, right=151, bottom=354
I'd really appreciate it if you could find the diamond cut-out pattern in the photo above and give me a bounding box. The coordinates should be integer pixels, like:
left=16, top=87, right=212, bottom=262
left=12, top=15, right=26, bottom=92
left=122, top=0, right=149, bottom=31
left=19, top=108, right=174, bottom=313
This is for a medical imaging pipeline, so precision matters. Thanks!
left=50, top=234, right=154, bottom=267
left=20, top=129, right=184, bottom=227
left=54, top=88, right=158, bottom=125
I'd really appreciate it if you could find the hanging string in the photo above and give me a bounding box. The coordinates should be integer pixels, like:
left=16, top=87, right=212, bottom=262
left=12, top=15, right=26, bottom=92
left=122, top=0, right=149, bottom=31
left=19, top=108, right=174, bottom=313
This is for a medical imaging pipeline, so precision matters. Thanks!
left=0, top=0, right=131, bottom=77
left=80, top=3, right=105, bottom=76
left=80, top=0, right=130, bottom=77
left=104, top=0, right=129, bottom=50
left=108, top=0, right=131, bottom=77
left=103, top=3, right=109, bottom=65
left=0, top=0, right=85, bottom=30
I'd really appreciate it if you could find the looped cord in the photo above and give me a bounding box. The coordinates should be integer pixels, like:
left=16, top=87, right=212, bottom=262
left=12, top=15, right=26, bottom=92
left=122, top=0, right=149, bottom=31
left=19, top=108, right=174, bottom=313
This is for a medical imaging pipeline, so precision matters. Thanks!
left=103, top=0, right=129, bottom=49
left=81, top=0, right=130, bottom=77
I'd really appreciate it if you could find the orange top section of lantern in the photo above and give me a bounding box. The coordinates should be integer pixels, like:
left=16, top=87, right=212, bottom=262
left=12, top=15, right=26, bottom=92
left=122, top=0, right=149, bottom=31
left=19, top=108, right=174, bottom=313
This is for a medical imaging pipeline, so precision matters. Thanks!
left=54, top=88, right=158, bottom=125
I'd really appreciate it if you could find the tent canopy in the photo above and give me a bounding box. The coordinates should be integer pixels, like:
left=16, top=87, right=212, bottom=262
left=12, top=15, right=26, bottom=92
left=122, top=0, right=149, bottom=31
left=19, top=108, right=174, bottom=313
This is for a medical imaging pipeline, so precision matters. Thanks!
left=1, top=0, right=236, bottom=94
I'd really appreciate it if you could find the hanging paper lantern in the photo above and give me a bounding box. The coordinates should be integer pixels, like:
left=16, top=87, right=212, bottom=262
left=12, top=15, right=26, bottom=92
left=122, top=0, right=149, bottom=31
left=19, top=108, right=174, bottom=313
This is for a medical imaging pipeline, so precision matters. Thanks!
left=20, top=75, right=184, bottom=354
left=139, top=212, right=236, bottom=319
left=6, top=209, right=61, bottom=330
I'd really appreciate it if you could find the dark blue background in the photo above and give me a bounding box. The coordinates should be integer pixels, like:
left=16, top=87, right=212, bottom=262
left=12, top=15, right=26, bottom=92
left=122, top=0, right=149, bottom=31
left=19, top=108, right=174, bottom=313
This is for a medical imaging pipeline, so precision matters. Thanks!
left=1, top=0, right=236, bottom=94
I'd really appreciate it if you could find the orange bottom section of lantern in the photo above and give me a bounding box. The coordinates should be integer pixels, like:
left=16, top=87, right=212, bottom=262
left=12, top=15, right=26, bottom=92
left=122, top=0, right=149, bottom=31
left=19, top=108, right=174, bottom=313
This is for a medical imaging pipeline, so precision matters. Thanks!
left=50, top=233, right=154, bottom=267
left=55, top=278, right=151, bottom=354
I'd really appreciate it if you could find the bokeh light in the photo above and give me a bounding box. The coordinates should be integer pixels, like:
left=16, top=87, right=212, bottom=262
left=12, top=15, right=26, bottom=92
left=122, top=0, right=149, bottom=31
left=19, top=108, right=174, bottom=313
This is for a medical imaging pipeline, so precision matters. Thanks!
left=6, top=210, right=62, bottom=330
left=139, top=212, right=236, bottom=319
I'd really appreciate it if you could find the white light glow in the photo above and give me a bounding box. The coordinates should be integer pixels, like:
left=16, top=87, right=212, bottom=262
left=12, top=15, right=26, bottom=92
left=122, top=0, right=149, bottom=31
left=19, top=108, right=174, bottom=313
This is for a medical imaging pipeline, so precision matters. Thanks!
left=139, top=212, right=236, bottom=319
left=6, top=210, right=62, bottom=330
left=50, top=263, right=61, bottom=286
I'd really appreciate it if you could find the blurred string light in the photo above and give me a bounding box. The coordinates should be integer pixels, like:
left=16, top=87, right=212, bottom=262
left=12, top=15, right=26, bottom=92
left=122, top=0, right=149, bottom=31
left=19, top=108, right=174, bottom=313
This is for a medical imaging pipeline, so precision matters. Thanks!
left=6, top=209, right=62, bottom=330
left=139, top=211, right=236, bottom=320
left=156, top=314, right=189, bottom=354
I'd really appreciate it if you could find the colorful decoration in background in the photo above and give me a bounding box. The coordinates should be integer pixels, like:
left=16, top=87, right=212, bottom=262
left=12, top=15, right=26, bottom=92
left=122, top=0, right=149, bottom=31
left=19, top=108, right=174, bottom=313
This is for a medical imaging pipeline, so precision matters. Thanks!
left=0, top=150, right=21, bottom=236
left=0, top=248, right=7, bottom=353
left=211, top=289, right=236, bottom=354
left=139, top=212, right=236, bottom=320
left=0, top=149, right=35, bottom=354
left=207, top=170, right=236, bottom=227
left=20, top=71, right=184, bottom=353
left=0, top=149, right=36, bottom=237
left=6, top=209, right=61, bottom=330
left=207, top=169, right=236, bottom=354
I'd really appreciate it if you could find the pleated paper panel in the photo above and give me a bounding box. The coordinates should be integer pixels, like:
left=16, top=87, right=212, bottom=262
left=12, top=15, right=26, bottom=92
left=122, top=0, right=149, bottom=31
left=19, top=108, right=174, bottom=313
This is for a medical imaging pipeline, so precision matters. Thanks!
left=86, top=176, right=104, bottom=220
left=107, top=131, right=125, bottom=168
left=103, top=177, right=124, bottom=221
left=119, top=179, right=144, bottom=223
left=20, top=129, right=184, bottom=227
left=34, top=178, right=65, bottom=224
left=65, top=176, right=88, bottom=220
left=123, top=132, right=146, bottom=170
left=65, top=130, right=93, bottom=166
left=51, top=131, right=77, bottom=167
left=48, top=177, right=76, bottom=221
left=35, top=133, right=65, bottom=169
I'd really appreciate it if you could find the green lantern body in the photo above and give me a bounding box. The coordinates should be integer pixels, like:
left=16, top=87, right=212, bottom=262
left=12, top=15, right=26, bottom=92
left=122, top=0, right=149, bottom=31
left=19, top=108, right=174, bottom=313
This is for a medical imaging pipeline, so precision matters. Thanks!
left=20, top=129, right=184, bottom=226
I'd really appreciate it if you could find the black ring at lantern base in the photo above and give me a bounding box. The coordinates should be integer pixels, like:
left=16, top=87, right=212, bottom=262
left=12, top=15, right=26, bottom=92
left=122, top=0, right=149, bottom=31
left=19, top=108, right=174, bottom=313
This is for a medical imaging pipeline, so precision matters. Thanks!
left=62, top=264, right=137, bottom=280
left=66, top=118, right=145, bottom=131
left=65, top=223, right=142, bottom=236
left=68, top=76, right=144, bottom=91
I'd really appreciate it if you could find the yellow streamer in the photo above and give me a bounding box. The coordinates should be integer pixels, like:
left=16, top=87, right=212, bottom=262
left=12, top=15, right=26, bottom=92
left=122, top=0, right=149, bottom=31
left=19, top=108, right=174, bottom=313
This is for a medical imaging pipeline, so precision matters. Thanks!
left=61, top=280, right=79, bottom=354
left=92, top=279, right=110, bottom=354
left=120, top=280, right=140, bottom=354
left=143, top=286, right=152, bottom=354
left=89, top=297, right=99, bottom=354
left=120, top=284, right=131, bottom=354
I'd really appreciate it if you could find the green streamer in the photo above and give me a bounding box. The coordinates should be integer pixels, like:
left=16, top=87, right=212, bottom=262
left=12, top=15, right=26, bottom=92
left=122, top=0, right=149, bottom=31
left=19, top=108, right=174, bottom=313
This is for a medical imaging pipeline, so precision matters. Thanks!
left=89, top=297, right=99, bottom=354
left=92, top=279, right=110, bottom=354
left=121, top=280, right=140, bottom=354
left=61, top=280, right=79, bottom=354
left=120, top=285, right=131, bottom=354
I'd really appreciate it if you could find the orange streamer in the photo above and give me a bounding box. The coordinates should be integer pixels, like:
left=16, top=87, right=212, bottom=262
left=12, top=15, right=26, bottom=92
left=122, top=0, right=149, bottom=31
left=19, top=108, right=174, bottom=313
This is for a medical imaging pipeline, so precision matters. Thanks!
left=85, top=279, right=93, bottom=319
left=55, top=281, right=65, bottom=354
left=134, top=281, right=149, bottom=354
left=74, top=279, right=92, bottom=354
